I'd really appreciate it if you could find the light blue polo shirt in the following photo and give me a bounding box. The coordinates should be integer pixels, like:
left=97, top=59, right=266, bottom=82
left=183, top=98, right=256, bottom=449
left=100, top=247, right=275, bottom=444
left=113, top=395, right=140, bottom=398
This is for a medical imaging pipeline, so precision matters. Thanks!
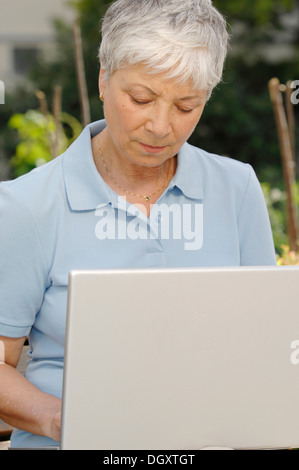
left=0, top=120, right=276, bottom=447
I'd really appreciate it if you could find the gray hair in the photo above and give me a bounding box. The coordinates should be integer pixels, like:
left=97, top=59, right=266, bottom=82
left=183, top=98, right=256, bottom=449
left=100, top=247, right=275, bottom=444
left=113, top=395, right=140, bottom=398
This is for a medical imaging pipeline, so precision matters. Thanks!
left=99, top=0, right=229, bottom=99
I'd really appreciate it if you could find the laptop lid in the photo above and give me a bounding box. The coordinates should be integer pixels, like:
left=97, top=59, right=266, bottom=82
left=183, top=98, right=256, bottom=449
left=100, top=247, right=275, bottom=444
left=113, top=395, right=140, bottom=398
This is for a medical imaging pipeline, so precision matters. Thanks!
left=60, top=266, right=299, bottom=450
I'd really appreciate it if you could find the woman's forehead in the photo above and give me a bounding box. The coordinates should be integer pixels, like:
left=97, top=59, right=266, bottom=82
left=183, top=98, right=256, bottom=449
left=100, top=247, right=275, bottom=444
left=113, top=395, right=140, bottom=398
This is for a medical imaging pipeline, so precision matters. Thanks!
left=110, top=64, right=207, bottom=100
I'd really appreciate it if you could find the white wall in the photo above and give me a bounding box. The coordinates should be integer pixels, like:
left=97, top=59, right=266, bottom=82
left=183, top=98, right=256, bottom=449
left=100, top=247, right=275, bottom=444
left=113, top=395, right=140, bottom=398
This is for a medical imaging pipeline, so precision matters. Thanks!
left=0, top=0, right=75, bottom=87
left=0, top=0, right=74, bottom=37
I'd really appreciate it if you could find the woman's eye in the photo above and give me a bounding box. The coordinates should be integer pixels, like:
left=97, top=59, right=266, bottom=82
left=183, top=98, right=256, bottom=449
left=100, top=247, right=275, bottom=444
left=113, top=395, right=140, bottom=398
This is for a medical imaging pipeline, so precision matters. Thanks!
left=131, top=97, right=151, bottom=105
left=130, top=96, right=193, bottom=112
left=177, top=106, right=193, bottom=113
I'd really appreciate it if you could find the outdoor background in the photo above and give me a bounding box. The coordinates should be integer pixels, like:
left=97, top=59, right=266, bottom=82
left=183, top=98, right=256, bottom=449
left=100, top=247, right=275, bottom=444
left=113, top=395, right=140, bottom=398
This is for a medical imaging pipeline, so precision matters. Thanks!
left=0, top=0, right=299, bottom=260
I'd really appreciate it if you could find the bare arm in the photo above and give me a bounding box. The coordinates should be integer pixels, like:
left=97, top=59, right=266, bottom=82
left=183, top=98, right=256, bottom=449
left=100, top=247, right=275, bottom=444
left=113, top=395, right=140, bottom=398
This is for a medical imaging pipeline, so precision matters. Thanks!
left=0, top=336, right=61, bottom=442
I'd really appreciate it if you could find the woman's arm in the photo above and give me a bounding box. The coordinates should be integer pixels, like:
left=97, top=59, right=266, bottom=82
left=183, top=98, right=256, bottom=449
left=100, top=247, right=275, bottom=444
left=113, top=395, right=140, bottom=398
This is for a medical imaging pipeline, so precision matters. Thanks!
left=238, top=166, right=277, bottom=266
left=0, top=336, right=61, bottom=442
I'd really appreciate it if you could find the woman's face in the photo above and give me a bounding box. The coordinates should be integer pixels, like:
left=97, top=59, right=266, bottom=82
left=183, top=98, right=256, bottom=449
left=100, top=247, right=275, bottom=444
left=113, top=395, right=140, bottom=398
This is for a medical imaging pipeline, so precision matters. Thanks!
left=99, top=64, right=207, bottom=169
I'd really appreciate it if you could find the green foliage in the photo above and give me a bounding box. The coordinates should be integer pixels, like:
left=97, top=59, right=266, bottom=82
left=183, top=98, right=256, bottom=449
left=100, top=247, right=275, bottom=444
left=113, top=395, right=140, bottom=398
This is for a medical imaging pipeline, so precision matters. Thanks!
left=8, top=110, right=82, bottom=177
left=189, top=58, right=289, bottom=170
left=29, top=19, right=86, bottom=121
left=213, top=0, right=294, bottom=25
left=261, top=181, right=289, bottom=252
left=260, top=176, right=299, bottom=258
left=276, top=244, right=299, bottom=265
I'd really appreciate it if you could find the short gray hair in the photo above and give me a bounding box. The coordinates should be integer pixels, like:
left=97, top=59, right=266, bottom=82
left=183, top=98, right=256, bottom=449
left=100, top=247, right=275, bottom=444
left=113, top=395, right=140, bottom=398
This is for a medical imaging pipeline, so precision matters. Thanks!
left=99, top=0, right=229, bottom=99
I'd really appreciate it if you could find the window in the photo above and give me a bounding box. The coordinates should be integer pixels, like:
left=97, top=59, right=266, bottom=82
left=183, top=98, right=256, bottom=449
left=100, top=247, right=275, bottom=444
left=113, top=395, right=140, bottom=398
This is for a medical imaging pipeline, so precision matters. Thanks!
left=13, top=47, right=39, bottom=75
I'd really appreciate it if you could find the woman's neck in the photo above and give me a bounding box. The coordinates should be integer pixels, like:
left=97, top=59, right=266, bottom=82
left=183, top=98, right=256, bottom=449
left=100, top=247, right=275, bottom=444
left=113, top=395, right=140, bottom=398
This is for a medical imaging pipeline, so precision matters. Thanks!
left=92, top=130, right=177, bottom=201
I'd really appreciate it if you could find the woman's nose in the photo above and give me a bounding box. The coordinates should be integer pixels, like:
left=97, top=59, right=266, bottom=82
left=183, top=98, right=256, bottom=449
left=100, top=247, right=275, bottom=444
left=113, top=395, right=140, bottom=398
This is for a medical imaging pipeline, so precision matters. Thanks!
left=144, top=105, right=172, bottom=138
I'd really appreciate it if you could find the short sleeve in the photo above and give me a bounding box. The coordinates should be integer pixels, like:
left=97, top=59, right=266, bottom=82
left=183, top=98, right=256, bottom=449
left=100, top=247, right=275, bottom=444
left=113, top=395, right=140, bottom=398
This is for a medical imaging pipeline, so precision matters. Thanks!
left=238, top=166, right=277, bottom=266
left=0, top=183, right=48, bottom=337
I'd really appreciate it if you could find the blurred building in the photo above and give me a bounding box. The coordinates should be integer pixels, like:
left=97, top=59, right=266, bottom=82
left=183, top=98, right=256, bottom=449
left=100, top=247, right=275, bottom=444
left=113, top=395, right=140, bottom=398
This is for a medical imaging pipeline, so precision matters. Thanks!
left=0, top=0, right=75, bottom=90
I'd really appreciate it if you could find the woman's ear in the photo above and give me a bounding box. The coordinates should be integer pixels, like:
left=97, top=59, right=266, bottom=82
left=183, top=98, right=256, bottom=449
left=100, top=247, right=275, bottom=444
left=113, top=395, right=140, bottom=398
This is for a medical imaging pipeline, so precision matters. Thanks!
left=98, top=68, right=107, bottom=99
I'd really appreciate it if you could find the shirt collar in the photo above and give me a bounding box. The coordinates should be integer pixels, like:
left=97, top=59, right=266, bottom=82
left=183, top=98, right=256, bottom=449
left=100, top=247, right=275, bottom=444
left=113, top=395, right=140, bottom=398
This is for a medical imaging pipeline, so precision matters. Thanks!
left=171, top=142, right=204, bottom=200
left=63, top=120, right=112, bottom=211
left=63, top=120, right=203, bottom=211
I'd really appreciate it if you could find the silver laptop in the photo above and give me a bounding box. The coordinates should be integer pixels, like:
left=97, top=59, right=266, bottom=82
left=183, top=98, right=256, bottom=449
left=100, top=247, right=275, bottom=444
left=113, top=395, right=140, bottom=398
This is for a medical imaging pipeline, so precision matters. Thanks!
left=60, top=266, right=299, bottom=450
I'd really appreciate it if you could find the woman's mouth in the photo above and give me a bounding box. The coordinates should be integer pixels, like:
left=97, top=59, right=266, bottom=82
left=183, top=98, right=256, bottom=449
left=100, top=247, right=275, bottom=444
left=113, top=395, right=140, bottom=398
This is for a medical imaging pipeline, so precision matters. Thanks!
left=139, top=142, right=167, bottom=154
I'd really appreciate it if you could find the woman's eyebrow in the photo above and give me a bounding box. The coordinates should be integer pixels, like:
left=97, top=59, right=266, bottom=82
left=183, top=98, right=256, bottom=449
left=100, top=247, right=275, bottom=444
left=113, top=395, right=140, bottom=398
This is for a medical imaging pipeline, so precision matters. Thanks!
left=179, top=95, right=202, bottom=101
left=126, top=84, right=204, bottom=102
left=126, top=84, right=158, bottom=96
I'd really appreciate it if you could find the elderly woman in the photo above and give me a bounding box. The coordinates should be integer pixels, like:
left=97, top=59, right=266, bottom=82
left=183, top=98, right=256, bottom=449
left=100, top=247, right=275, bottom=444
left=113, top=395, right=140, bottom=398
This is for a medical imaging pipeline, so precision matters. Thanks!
left=0, top=0, right=276, bottom=449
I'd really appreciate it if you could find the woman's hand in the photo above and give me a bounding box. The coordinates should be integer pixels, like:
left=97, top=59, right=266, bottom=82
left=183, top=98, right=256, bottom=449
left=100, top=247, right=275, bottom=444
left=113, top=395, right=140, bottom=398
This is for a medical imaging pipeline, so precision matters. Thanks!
left=0, top=336, right=63, bottom=443
left=49, top=410, right=61, bottom=442
left=40, top=397, right=62, bottom=442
